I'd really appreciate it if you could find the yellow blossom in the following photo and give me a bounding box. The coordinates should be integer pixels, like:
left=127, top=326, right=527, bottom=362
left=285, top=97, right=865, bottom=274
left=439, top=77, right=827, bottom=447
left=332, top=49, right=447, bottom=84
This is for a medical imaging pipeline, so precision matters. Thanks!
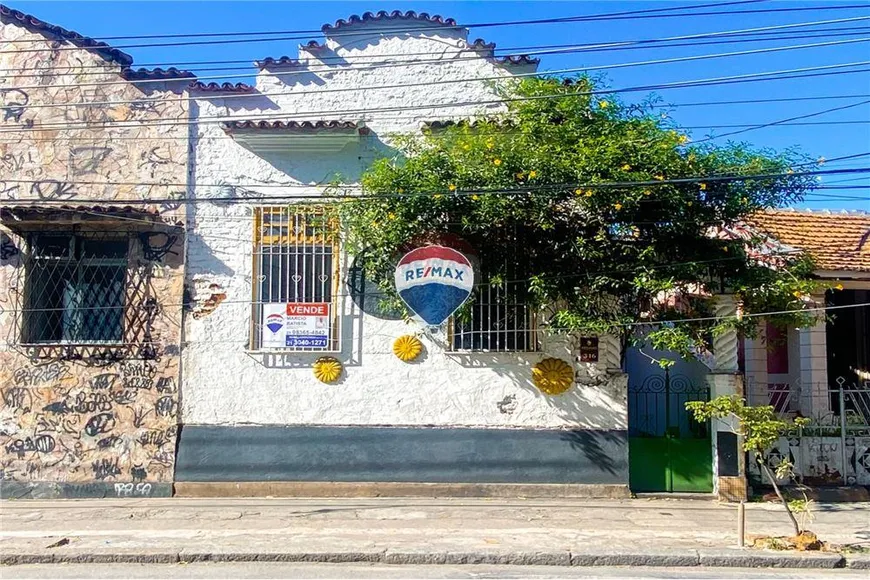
left=598, top=100, right=609, bottom=109
left=642, top=190, right=651, bottom=196
left=621, top=164, right=631, bottom=171
left=486, top=141, right=494, bottom=149
left=613, top=202, right=622, bottom=210
left=687, top=201, right=693, bottom=207
left=515, top=171, right=525, bottom=179
left=654, top=175, right=664, bottom=181
left=448, top=184, right=456, bottom=191
left=679, top=135, right=689, bottom=144
left=472, top=194, right=480, bottom=200
left=700, top=183, right=707, bottom=190
left=528, top=170, right=537, bottom=178
left=688, top=153, right=697, bottom=162
left=793, top=290, right=803, bottom=298
left=585, top=190, right=594, bottom=197
left=463, top=143, right=471, bottom=150
left=493, top=158, right=502, bottom=166
left=388, top=212, right=396, bottom=220
left=741, top=196, right=749, bottom=204
left=575, top=188, right=583, bottom=196
left=835, top=283, right=844, bottom=291
left=433, top=194, right=442, bottom=199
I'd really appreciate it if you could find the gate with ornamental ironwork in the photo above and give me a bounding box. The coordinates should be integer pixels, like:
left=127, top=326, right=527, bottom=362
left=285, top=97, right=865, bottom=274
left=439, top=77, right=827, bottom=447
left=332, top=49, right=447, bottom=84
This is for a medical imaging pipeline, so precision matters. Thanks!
left=628, top=371, right=713, bottom=492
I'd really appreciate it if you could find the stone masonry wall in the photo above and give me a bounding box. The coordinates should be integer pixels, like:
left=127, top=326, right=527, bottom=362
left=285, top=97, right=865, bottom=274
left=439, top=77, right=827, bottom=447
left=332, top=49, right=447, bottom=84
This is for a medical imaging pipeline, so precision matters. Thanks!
left=0, top=19, right=188, bottom=497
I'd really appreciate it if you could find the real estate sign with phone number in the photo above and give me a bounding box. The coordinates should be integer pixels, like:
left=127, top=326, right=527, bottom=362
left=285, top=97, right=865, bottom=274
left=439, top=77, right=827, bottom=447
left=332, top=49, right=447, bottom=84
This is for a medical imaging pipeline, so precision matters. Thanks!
left=262, top=303, right=330, bottom=348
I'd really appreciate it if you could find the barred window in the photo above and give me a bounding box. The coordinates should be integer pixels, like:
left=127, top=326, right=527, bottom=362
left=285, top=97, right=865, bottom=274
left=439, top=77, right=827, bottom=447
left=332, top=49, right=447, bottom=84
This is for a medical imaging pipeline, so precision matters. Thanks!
left=23, top=233, right=128, bottom=344
left=251, top=206, right=340, bottom=351
left=449, top=275, right=538, bottom=352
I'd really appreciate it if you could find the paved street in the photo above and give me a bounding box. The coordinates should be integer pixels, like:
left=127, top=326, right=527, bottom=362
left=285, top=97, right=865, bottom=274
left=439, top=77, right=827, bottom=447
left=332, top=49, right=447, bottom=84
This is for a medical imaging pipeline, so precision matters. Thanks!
left=5, top=562, right=870, bottom=579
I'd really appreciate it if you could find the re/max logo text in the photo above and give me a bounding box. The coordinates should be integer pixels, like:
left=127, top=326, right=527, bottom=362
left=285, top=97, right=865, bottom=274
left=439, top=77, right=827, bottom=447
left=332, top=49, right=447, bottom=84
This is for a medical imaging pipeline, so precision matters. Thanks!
left=403, top=266, right=466, bottom=281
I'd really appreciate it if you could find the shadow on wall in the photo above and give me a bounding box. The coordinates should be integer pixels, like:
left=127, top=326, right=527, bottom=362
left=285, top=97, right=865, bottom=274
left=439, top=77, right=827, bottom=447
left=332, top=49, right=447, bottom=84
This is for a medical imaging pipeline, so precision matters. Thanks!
left=269, top=71, right=327, bottom=87
left=446, top=350, right=627, bottom=430
left=198, top=92, right=282, bottom=114
left=254, top=132, right=395, bottom=186
left=560, top=429, right=624, bottom=476
left=337, top=28, right=469, bottom=53
left=185, top=231, right=236, bottom=278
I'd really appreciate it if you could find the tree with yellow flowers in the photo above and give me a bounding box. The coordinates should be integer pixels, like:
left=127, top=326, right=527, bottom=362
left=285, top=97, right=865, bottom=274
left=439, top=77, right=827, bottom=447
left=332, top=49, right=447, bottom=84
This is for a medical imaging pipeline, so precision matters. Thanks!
left=340, top=76, right=822, bottom=360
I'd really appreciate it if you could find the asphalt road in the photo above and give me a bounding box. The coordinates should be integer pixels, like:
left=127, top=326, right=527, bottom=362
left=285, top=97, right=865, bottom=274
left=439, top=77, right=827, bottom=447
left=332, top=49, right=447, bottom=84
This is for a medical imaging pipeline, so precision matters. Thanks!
left=3, top=563, right=869, bottom=579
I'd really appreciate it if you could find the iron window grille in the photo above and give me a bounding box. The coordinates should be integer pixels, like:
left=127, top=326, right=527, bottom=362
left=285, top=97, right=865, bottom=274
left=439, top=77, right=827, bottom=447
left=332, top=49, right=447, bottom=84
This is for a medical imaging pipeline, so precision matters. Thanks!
left=21, top=233, right=129, bottom=345
left=448, top=275, right=539, bottom=352
left=250, top=206, right=341, bottom=352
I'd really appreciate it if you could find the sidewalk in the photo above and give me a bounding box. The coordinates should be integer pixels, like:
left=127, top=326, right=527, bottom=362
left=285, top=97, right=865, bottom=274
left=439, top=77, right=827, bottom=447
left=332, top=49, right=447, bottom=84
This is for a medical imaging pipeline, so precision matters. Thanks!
left=1, top=497, right=868, bottom=569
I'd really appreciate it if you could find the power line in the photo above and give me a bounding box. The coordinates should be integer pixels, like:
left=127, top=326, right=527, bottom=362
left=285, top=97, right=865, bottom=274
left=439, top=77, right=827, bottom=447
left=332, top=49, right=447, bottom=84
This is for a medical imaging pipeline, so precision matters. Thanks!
left=1, top=168, right=864, bottom=205
left=691, top=98, right=870, bottom=144
left=3, top=115, right=869, bottom=145
left=3, top=93, right=868, bottom=143
left=11, top=2, right=866, bottom=53
left=1, top=1, right=765, bottom=44
left=2, top=62, right=868, bottom=135
left=7, top=26, right=870, bottom=83
left=6, top=18, right=869, bottom=76
left=12, top=35, right=870, bottom=94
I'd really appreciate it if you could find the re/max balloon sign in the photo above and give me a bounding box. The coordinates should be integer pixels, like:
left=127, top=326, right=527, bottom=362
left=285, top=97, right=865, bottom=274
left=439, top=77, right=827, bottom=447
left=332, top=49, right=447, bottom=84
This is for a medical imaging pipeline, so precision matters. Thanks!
left=394, top=245, right=475, bottom=326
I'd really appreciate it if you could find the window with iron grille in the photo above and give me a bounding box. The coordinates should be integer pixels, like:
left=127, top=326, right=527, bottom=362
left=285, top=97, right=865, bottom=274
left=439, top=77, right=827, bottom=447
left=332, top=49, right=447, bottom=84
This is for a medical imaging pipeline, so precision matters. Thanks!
left=250, top=206, right=340, bottom=351
left=22, top=233, right=128, bottom=344
left=448, top=228, right=537, bottom=353
left=449, top=274, right=538, bottom=352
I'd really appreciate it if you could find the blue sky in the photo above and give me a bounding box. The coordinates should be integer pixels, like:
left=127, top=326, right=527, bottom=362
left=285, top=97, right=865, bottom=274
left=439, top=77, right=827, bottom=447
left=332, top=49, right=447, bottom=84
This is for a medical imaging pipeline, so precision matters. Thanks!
left=7, top=1, right=870, bottom=211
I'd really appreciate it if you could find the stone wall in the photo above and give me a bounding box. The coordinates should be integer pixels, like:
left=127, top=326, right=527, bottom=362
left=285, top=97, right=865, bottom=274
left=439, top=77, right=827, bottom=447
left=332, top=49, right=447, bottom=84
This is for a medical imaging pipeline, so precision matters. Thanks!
left=0, top=18, right=188, bottom=497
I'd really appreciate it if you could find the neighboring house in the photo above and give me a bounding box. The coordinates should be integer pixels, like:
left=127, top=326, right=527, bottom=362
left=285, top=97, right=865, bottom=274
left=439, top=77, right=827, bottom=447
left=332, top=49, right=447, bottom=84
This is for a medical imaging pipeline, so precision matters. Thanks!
left=739, top=209, right=870, bottom=486
left=0, top=5, right=190, bottom=498
left=177, top=11, right=639, bottom=497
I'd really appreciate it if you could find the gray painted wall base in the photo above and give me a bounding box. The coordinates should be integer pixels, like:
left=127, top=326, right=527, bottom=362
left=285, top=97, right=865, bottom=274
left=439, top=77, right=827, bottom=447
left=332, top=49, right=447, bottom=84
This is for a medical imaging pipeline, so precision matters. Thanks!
left=0, top=481, right=172, bottom=499
left=176, top=425, right=628, bottom=485
left=175, top=481, right=631, bottom=498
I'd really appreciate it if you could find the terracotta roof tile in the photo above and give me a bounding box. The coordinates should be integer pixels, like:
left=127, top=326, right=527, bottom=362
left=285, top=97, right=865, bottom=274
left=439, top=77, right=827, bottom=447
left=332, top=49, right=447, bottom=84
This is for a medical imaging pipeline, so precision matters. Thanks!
left=254, top=56, right=303, bottom=69
left=746, top=209, right=870, bottom=273
left=222, top=120, right=358, bottom=131
left=0, top=3, right=133, bottom=66
left=323, top=10, right=458, bottom=33
left=122, top=67, right=195, bottom=81
left=189, top=81, right=256, bottom=93
left=1, top=4, right=195, bottom=81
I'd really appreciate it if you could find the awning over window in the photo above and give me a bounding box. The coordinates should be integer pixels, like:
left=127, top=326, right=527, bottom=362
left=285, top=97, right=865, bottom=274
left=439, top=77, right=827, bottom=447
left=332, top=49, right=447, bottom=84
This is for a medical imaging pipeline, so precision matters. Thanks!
left=0, top=205, right=180, bottom=231
left=221, top=120, right=364, bottom=153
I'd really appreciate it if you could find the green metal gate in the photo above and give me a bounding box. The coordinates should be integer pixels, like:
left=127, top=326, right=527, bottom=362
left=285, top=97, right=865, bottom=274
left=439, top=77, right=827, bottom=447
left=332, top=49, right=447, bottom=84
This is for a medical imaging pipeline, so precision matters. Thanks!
left=628, top=372, right=713, bottom=492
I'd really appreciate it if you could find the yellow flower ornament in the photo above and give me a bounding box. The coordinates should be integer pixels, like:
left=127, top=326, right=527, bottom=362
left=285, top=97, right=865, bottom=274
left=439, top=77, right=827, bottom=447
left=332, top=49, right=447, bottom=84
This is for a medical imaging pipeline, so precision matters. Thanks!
left=313, top=357, right=342, bottom=383
left=532, top=358, right=575, bottom=395
left=393, top=335, right=423, bottom=362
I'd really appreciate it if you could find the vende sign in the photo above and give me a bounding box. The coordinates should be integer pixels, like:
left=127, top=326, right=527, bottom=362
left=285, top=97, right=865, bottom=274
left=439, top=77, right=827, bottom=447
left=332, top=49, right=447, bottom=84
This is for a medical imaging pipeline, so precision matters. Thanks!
left=287, top=303, right=329, bottom=317
left=261, top=302, right=330, bottom=349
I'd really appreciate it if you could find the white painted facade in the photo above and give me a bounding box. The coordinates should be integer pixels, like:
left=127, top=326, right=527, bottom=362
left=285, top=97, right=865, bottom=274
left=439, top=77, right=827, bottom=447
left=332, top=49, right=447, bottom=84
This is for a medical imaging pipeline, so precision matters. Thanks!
left=182, top=18, right=628, bottom=430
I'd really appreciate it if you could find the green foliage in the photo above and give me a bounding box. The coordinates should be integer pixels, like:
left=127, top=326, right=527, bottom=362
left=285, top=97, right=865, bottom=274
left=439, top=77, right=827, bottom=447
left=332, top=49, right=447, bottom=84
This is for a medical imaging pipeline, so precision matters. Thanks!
left=686, top=395, right=810, bottom=454
left=687, top=396, right=813, bottom=534
left=339, top=76, right=822, bottom=350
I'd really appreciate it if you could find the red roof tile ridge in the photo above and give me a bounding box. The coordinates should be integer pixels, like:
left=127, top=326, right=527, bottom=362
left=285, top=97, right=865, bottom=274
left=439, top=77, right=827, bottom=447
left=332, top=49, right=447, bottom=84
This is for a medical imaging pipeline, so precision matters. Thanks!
left=322, top=10, right=459, bottom=33
left=1, top=4, right=195, bottom=81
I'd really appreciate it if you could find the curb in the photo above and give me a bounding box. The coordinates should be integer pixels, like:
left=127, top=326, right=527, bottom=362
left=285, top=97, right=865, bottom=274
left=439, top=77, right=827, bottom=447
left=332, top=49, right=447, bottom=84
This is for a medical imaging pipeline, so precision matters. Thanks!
left=0, top=550, right=857, bottom=568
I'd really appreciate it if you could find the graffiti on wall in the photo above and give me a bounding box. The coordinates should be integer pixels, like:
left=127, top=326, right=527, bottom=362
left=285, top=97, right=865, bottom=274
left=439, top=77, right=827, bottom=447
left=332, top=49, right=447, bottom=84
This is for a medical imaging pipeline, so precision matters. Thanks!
left=0, top=19, right=188, bottom=492
left=0, top=358, right=179, bottom=487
